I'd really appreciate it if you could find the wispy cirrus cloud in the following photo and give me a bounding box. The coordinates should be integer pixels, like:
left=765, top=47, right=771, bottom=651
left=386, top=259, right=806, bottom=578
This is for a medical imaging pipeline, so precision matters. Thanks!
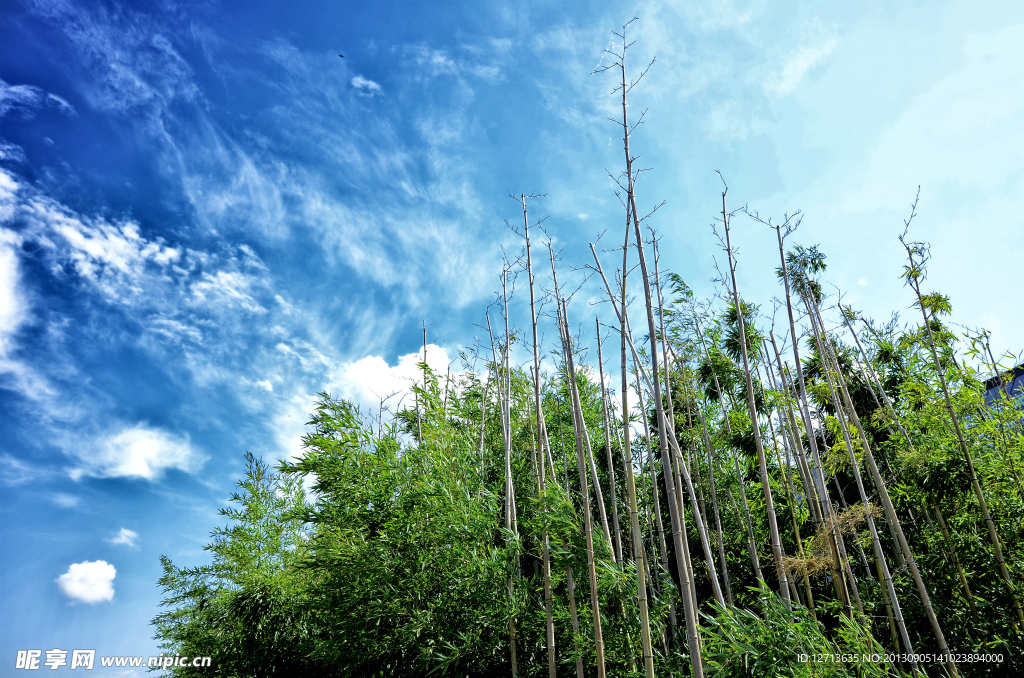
left=765, top=34, right=838, bottom=95
left=50, top=492, right=80, bottom=508
left=27, top=0, right=501, bottom=312
left=757, top=16, right=841, bottom=98
left=0, top=78, right=76, bottom=119
left=0, top=453, right=37, bottom=486
left=2, top=0, right=522, bottom=498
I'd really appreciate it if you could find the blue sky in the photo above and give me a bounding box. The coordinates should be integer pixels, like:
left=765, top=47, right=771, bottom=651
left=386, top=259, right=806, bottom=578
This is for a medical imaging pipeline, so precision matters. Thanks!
left=2, top=0, right=1022, bottom=672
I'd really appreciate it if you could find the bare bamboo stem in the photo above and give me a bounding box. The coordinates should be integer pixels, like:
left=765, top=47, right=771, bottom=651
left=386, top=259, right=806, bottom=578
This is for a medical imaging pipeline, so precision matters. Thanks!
left=560, top=298, right=606, bottom=678
left=718, top=186, right=789, bottom=605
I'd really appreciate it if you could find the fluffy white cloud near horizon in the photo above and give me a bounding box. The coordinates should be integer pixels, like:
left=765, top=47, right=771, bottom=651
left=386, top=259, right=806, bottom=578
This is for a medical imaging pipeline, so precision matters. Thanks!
left=55, top=560, right=116, bottom=604
left=270, top=343, right=463, bottom=460
left=337, top=343, right=455, bottom=409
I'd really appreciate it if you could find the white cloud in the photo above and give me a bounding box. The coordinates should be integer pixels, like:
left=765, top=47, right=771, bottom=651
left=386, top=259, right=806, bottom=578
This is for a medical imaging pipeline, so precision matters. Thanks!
left=0, top=228, right=26, bottom=356
left=71, top=425, right=203, bottom=481
left=351, top=75, right=383, bottom=96
left=107, top=527, right=138, bottom=547
left=56, top=560, right=116, bottom=604
left=0, top=453, right=36, bottom=486
left=0, top=78, right=76, bottom=119
left=0, top=163, right=286, bottom=392
left=191, top=270, right=266, bottom=314
left=5, top=173, right=185, bottom=310
left=269, top=344, right=458, bottom=460
left=403, top=44, right=458, bottom=78
left=51, top=493, right=80, bottom=508
left=765, top=35, right=838, bottom=95
left=334, top=344, right=453, bottom=410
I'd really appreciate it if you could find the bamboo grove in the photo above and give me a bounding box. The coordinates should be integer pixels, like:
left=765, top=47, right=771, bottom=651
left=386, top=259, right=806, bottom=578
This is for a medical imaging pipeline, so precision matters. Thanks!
left=153, top=22, right=1023, bottom=678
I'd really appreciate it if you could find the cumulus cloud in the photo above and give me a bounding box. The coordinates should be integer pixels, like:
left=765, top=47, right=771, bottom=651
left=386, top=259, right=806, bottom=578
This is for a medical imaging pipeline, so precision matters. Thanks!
left=351, top=74, right=383, bottom=96
left=56, top=560, right=116, bottom=604
left=269, top=344, right=458, bottom=460
left=71, top=425, right=203, bottom=481
left=335, top=343, right=453, bottom=409
left=107, top=527, right=138, bottom=547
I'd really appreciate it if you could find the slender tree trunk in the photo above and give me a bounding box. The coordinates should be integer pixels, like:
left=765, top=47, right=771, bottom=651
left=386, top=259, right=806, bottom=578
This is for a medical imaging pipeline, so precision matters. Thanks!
left=498, top=275, right=519, bottom=677
left=804, top=306, right=917, bottom=667
left=692, top=316, right=764, bottom=586
left=931, top=495, right=980, bottom=623
left=501, top=271, right=518, bottom=538
left=597, top=320, right=624, bottom=565
left=417, top=322, right=425, bottom=445
left=567, top=563, right=585, bottom=678
left=772, top=227, right=856, bottom=618
left=479, top=373, right=490, bottom=487
left=653, top=238, right=725, bottom=606
left=806, top=292, right=954, bottom=671
left=690, top=388, right=734, bottom=606
left=560, top=298, right=607, bottom=678
left=608, top=24, right=703, bottom=671
left=720, top=191, right=790, bottom=605
left=760, top=358, right=816, bottom=613
left=580, top=406, right=614, bottom=550
left=519, top=196, right=557, bottom=678
left=635, top=364, right=681, bottom=633
left=619, top=377, right=657, bottom=676
left=590, top=241, right=678, bottom=649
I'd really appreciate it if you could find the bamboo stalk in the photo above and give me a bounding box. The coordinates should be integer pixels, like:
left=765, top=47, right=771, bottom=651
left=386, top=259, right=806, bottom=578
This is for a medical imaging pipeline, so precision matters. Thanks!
left=600, top=21, right=704, bottom=670
left=635, top=362, right=682, bottom=632
left=653, top=238, right=725, bottom=607
left=759, top=356, right=816, bottom=614
left=771, top=226, right=857, bottom=618
left=597, top=320, right=624, bottom=565
left=689, top=381, right=735, bottom=606
left=518, top=195, right=558, bottom=678
left=560, top=298, right=607, bottom=678
left=901, top=229, right=1024, bottom=626
left=718, top=186, right=790, bottom=605
left=804, top=304, right=917, bottom=668
left=806, top=290, right=954, bottom=671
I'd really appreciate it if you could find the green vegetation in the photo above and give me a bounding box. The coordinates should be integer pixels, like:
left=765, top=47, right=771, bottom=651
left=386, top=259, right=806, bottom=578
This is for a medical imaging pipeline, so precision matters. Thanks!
left=152, top=22, right=1022, bottom=678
